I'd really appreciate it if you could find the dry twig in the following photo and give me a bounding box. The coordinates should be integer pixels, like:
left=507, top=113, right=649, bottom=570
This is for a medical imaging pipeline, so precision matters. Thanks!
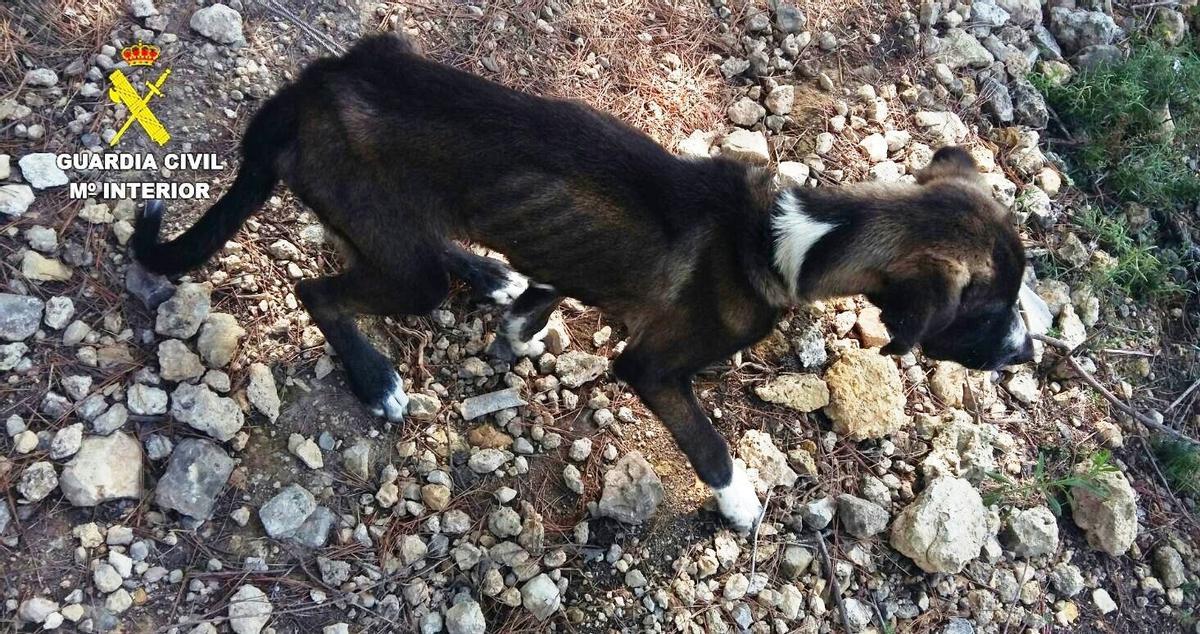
left=1034, top=334, right=1198, bottom=445
left=748, top=488, right=773, bottom=578
left=815, top=531, right=854, bottom=634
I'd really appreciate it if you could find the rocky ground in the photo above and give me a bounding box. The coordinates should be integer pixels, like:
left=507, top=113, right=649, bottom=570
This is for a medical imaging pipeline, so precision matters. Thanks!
left=2, top=0, right=1200, bottom=632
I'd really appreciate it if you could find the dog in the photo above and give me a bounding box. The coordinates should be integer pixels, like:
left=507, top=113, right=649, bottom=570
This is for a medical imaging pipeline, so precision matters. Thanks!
left=133, top=35, right=1033, bottom=530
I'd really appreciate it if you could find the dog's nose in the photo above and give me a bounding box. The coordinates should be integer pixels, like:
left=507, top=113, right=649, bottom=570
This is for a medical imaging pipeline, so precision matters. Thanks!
left=1007, top=337, right=1035, bottom=365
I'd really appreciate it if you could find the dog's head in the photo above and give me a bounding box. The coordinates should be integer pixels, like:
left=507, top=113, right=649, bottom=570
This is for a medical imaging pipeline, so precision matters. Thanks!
left=867, top=146, right=1033, bottom=371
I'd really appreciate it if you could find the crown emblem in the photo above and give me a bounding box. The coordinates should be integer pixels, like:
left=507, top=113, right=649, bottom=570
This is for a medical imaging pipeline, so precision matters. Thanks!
left=121, top=41, right=160, bottom=67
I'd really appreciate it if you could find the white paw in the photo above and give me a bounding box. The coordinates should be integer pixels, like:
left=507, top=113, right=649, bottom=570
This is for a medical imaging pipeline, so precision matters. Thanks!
left=489, top=271, right=529, bottom=306
left=503, top=316, right=549, bottom=358
left=713, top=464, right=763, bottom=532
left=369, top=371, right=409, bottom=422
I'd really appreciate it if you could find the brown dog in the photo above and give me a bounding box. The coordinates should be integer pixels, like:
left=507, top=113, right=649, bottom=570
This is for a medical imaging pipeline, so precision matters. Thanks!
left=134, top=35, right=1032, bottom=530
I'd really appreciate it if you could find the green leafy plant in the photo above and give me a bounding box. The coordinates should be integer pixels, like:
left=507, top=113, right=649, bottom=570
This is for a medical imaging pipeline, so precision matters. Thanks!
left=1034, top=39, right=1200, bottom=209
left=983, top=450, right=1120, bottom=516
left=1034, top=38, right=1199, bottom=302
left=1074, top=206, right=1187, bottom=299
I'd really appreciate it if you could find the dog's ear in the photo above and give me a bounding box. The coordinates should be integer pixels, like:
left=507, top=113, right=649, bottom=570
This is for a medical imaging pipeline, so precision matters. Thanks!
left=915, top=146, right=978, bottom=184
left=870, top=253, right=971, bottom=356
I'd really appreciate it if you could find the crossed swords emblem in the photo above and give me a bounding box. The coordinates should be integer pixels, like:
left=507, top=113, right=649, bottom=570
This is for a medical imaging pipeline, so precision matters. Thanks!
left=108, top=68, right=172, bottom=146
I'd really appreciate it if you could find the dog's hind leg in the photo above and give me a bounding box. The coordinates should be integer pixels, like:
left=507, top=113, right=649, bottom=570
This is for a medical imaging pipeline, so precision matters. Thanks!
left=493, top=284, right=563, bottom=359
left=613, top=331, right=764, bottom=532
left=443, top=244, right=529, bottom=306
left=296, top=252, right=449, bottom=422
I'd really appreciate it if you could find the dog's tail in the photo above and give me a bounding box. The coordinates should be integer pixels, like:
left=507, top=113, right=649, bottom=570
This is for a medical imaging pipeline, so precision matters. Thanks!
left=132, top=93, right=295, bottom=276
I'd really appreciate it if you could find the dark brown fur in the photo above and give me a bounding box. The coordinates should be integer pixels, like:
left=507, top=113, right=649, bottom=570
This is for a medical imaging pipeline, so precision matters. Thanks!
left=133, top=35, right=1031, bottom=525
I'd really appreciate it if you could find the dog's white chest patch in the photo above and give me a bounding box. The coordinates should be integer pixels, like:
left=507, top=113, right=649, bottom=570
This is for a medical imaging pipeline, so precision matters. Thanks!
left=771, top=190, right=836, bottom=298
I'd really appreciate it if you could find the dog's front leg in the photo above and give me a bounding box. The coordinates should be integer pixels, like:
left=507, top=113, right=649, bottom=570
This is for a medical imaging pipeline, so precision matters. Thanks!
left=614, top=350, right=763, bottom=531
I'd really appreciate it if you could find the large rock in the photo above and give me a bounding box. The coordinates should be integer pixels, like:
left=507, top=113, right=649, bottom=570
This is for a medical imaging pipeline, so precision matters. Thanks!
left=21, top=251, right=72, bottom=282
left=1004, top=506, right=1059, bottom=558
left=291, top=505, right=336, bottom=548
left=131, top=0, right=159, bottom=17
left=246, top=363, right=280, bottom=422
left=445, top=599, right=487, bottom=634
left=460, top=387, right=526, bottom=420
left=969, top=0, right=1010, bottom=27
left=259, top=483, right=317, bottom=538
left=737, top=430, right=799, bottom=492
left=597, top=451, right=664, bottom=524
left=792, top=321, right=827, bottom=368
left=823, top=348, right=909, bottom=440
left=18, top=461, right=57, bottom=502
left=171, top=382, right=244, bottom=441
left=468, top=448, right=511, bottom=473
left=228, top=584, right=271, bottom=634
left=520, top=574, right=561, bottom=622
left=1074, top=43, right=1124, bottom=71
left=929, top=361, right=968, bottom=406
left=919, top=410, right=1005, bottom=483
left=753, top=374, right=829, bottom=412
left=190, top=3, right=245, bottom=45
left=995, top=0, right=1042, bottom=25
left=0, top=293, right=43, bottom=341
left=125, top=262, right=175, bottom=309
left=0, top=184, right=35, bottom=217
left=158, top=339, right=204, bottom=382
left=914, top=111, right=969, bottom=145
left=775, top=3, right=806, bottom=32
left=155, top=282, right=211, bottom=338
left=196, top=313, right=245, bottom=368
left=127, top=384, right=168, bottom=415
left=1011, top=79, right=1049, bottom=128
left=719, top=129, right=770, bottom=165
left=981, top=75, right=1014, bottom=124
left=1154, top=545, right=1187, bottom=589
left=155, top=438, right=235, bottom=519
left=938, top=28, right=995, bottom=69
left=17, top=597, right=58, bottom=624
left=24, top=68, right=57, bottom=87
left=59, top=432, right=143, bottom=506
left=1069, top=465, right=1137, bottom=555
left=1049, top=7, right=1121, bottom=55
left=18, top=153, right=68, bottom=189
left=890, top=477, right=989, bottom=573
left=728, top=97, right=765, bottom=127
left=554, top=351, right=608, bottom=388
left=837, top=494, right=889, bottom=538
left=1152, top=8, right=1188, bottom=46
